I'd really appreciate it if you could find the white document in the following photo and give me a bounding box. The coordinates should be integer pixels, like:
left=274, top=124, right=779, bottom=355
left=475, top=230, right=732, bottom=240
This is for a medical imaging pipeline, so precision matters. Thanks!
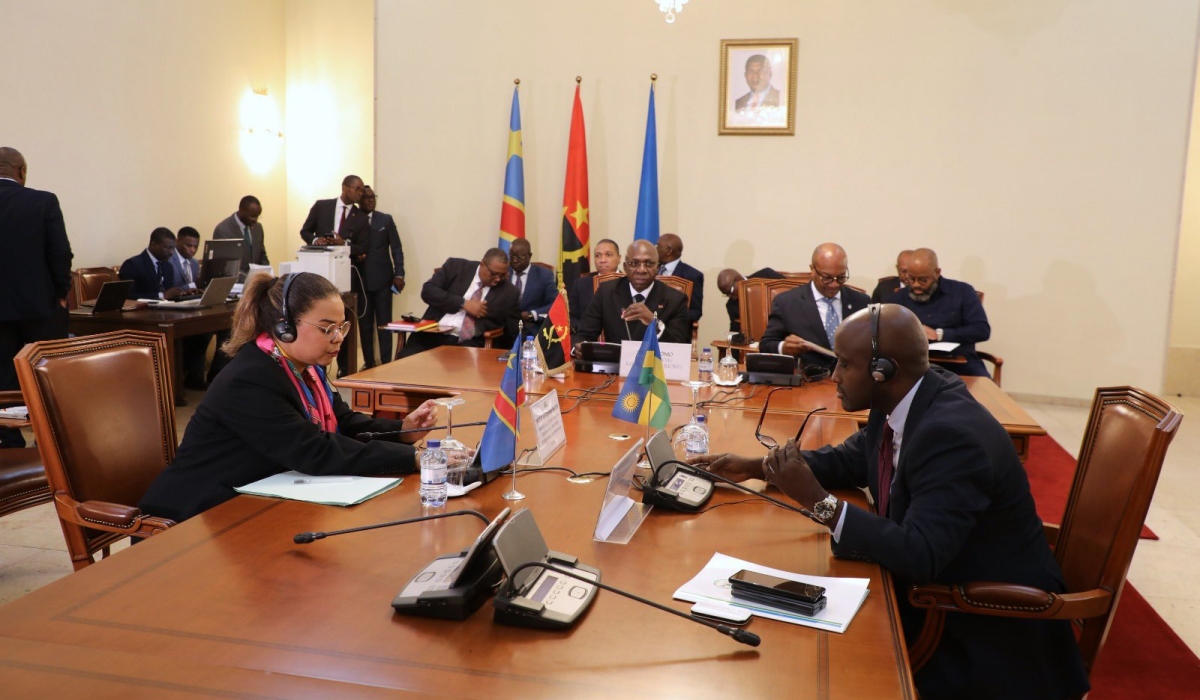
left=235, top=470, right=402, bottom=506
left=0, top=406, right=29, bottom=420
left=619, top=341, right=691, bottom=381
left=928, top=341, right=961, bottom=353
left=517, top=390, right=567, bottom=466
left=673, top=552, right=870, bottom=634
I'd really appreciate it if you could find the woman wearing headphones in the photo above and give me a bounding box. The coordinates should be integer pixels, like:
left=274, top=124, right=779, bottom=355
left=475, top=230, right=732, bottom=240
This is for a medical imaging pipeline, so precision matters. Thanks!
left=140, top=272, right=437, bottom=523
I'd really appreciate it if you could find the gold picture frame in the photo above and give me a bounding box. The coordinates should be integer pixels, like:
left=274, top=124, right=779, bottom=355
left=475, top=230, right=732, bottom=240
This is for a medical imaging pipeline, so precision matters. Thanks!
left=718, top=38, right=798, bottom=136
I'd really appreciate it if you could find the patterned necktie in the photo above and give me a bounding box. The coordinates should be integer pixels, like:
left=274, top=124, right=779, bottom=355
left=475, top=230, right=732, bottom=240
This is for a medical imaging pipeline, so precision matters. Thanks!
left=154, top=260, right=164, bottom=292
left=658, top=265, right=668, bottom=276
left=514, top=272, right=524, bottom=298
left=181, top=258, right=193, bottom=285
left=822, top=296, right=840, bottom=346
left=878, top=423, right=895, bottom=517
left=458, top=286, right=485, bottom=342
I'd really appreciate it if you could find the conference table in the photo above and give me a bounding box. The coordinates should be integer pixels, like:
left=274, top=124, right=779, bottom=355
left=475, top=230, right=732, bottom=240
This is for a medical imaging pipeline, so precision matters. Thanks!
left=336, top=346, right=1045, bottom=461
left=0, top=392, right=916, bottom=698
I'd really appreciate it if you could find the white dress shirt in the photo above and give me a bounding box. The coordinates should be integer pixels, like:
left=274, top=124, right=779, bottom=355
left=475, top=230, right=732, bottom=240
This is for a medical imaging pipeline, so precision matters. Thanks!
left=628, top=282, right=665, bottom=338
left=811, top=281, right=843, bottom=327
left=333, top=199, right=353, bottom=235
left=660, top=259, right=680, bottom=276
left=438, top=268, right=490, bottom=334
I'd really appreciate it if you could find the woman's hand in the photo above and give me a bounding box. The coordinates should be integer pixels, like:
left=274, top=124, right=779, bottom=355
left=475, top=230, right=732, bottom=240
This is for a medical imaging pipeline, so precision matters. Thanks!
left=399, top=400, right=438, bottom=444
left=687, top=452, right=765, bottom=483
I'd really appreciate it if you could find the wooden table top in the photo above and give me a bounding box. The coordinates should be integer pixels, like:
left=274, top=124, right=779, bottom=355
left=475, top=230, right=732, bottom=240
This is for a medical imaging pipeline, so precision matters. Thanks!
left=0, top=398, right=914, bottom=699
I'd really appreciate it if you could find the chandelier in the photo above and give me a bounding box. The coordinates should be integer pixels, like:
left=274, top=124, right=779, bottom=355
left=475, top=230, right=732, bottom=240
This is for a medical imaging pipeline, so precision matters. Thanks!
left=656, top=0, right=688, bottom=24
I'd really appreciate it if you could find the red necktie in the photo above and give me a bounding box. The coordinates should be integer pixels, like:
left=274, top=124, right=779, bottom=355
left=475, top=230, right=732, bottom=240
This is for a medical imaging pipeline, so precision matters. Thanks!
left=877, top=423, right=895, bottom=517
left=338, top=206, right=349, bottom=235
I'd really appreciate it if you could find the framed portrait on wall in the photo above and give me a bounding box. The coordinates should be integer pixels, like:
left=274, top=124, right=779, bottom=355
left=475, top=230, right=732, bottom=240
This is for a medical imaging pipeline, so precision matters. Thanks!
left=719, top=38, right=798, bottom=135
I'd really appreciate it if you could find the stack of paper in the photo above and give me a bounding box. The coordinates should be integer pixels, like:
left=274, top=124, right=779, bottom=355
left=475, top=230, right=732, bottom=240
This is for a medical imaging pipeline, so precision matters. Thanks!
left=673, top=552, right=870, bottom=634
left=384, top=320, right=444, bottom=333
left=0, top=406, right=29, bottom=420
left=235, top=471, right=402, bottom=506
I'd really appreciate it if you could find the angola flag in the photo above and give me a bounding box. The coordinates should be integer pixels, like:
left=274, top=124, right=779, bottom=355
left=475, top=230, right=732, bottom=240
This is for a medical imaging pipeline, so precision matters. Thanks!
left=497, top=85, right=525, bottom=255
left=559, top=82, right=590, bottom=289
left=535, top=288, right=572, bottom=377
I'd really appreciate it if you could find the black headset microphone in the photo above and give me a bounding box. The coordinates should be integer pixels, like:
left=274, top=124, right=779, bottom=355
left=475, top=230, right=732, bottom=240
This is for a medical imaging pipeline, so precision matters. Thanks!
left=274, top=272, right=298, bottom=342
left=293, top=509, right=490, bottom=544
left=502, top=561, right=761, bottom=647
left=869, top=304, right=897, bottom=384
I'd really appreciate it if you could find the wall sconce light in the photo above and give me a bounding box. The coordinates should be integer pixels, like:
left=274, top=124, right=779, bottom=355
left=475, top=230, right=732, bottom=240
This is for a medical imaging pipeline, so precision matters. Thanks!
left=240, top=87, right=282, bottom=174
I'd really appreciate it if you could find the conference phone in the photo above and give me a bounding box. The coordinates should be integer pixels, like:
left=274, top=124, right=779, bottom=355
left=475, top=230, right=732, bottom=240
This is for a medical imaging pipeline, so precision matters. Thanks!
left=643, top=429, right=714, bottom=511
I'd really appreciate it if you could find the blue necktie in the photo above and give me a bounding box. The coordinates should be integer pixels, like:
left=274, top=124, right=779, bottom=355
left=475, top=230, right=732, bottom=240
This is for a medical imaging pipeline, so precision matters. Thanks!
left=822, top=297, right=839, bottom=346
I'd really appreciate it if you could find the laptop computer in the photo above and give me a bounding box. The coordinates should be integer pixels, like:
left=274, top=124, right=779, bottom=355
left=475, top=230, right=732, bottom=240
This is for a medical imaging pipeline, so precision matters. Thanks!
left=142, top=276, right=237, bottom=309
left=70, top=280, right=134, bottom=316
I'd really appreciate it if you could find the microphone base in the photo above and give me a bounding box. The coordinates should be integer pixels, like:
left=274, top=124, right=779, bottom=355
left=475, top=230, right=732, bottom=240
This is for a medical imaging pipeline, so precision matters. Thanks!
left=573, top=359, right=618, bottom=374
left=392, top=549, right=504, bottom=621
left=744, top=371, right=805, bottom=386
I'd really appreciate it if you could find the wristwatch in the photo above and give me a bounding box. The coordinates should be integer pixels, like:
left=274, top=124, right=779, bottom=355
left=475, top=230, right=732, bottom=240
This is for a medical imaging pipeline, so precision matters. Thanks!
left=812, top=494, right=839, bottom=524
left=935, top=328, right=944, bottom=342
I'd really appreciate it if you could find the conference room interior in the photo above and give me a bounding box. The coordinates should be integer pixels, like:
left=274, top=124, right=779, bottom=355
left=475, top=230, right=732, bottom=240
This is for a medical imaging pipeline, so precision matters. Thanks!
left=3, top=0, right=1200, bottom=693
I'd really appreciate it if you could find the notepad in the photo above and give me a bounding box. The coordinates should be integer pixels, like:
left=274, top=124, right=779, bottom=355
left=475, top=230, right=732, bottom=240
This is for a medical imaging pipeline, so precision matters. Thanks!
left=383, top=320, right=446, bottom=333
left=235, top=471, right=402, bottom=506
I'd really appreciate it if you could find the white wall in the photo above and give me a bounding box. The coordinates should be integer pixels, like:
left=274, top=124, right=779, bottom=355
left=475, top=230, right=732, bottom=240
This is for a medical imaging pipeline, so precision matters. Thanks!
left=0, top=0, right=287, bottom=266
left=1168, top=46, right=1200, bottom=396
left=377, top=0, right=1200, bottom=400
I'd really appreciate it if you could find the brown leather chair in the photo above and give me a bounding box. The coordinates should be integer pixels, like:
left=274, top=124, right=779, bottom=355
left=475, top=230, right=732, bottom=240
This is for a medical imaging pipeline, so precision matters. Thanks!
left=531, top=261, right=556, bottom=275
left=737, top=276, right=808, bottom=343
left=15, top=330, right=178, bottom=570
left=906, top=387, right=1182, bottom=692
left=656, top=275, right=697, bottom=355
left=0, top=390, right=52, bottom=519
left=594, top=271, right=624, bottom=291
left=73, top=266, right=121, bottom=306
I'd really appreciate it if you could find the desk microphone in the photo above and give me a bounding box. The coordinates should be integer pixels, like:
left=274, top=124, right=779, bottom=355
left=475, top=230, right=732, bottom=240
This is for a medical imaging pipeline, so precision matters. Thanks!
left=355, top=422, right=488, bottom=441
left=660, top=459, right=818, bottom=522
left=504, top=561, right=761, bottom=647
left=294, top=509, right=491, bottom=544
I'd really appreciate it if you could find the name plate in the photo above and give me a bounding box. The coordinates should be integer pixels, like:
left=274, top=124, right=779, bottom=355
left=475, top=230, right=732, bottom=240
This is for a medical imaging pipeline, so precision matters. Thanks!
left=619, top=341, right=691, bottom=381
left=516, top=390, right=566, bottom=467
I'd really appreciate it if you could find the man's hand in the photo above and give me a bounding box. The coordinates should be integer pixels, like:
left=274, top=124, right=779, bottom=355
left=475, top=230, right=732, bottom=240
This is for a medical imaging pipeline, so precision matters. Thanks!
left=462, top=299, right=488, bottom=318
left=163, top=287, right=183, bottom=301
left=765, top=439, right=828, bottom=510
left=781, top=334, right=814, bottom=356
left=355, top=253, right=366, bottom=263
left=621, top=302, right=654, bottom=325
left=521, top=310, right=536, bottom=323
left=58, top=298, right=68, bottom=309
left=399, top=400, right=439, bottom=444
left=923, top=325, right=938, bottom=341
left=393, top=276, right=405, bottom=293
left=688, top=452, right=765, bottom=483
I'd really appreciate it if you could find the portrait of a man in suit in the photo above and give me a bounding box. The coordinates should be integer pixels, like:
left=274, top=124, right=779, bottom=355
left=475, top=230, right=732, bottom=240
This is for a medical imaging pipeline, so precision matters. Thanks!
left=720, top=39, right=796, bottom=134
left=735, top=54, right=781, bottom=112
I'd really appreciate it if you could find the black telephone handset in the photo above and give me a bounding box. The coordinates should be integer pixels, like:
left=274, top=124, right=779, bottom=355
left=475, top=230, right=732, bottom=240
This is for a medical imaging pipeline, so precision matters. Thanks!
left=642, top=430, right=714, bottom=512
left=729, top=569, right=828, bottom=616
left=491, top=509, right=600, bottom=630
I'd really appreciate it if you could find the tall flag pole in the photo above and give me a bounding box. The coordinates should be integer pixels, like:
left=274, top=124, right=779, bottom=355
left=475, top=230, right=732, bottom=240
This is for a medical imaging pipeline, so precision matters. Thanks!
left=559, top=76, right=590, bottom=289
left=498, top=80, right=526, bottom=255
left=633, top=74, right=660, bottom=244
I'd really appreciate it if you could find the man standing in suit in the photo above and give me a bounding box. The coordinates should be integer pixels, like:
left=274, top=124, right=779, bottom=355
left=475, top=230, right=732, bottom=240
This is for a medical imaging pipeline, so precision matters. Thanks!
left=886, top=248, right=991, bottom=377
left=716, top=266, right=784, bottom=334
left=567, top=238, right=619, bottom=331
left=0, top=147, right=73, bottom=448
left=760, top=243, right=870, bottom=373
left=506, top=238, right=557, bottom=341
left=299, top=175, right=369, bottom=254
left=871, top=249, right=914, bottom=303
left=576, top=240, right=691, bottom=345
left=655, top=233, right=703, bottom=324
left=734, top=54, right=782, bottom=112
left=212, top=196, right=270, bottom=279
left=357, top=186, right=405, bottom=366
left=693, top=305, right=1089, bottom=700
left=397, top=249, right=519, bottom=359
left=119, top=228, right=183, bottom=300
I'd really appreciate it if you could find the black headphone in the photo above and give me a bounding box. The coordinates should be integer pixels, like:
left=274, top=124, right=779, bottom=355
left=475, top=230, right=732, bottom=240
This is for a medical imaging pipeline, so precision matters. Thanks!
left=869, top=304, right=896, bottom=383
left=274, top=273, right=297, bottom=343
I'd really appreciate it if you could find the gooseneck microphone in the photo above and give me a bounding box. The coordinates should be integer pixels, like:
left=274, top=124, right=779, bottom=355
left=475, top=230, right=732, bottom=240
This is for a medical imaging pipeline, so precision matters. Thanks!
left=355, top=422, right=488, bottom=441
left=294, top=509, right=491, bottom=544
left=659, top=458, right=819, bottom=522
left=505, top=561, right=761, bottom=647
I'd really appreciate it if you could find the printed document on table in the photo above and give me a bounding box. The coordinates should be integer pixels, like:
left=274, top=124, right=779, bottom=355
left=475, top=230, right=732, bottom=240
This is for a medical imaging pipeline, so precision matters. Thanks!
left=235, top=471, right=402, bottom=506
left=673, top=552, right=870, bottom=634
left=928, top=341, right=961, bottom=353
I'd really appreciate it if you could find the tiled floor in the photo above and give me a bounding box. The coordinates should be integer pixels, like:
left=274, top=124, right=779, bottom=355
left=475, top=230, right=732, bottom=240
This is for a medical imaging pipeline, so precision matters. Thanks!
left=1, top=392, right=1197, bottom=656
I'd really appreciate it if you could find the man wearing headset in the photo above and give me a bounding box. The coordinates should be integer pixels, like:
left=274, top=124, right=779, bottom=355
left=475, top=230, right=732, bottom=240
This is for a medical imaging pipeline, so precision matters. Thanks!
left=692, top=304, right=1088, bottom=700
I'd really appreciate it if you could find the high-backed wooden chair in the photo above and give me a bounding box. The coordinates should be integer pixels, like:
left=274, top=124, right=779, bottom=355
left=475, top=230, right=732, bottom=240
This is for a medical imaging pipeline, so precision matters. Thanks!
left=656, top=275, right=697, bottom=354
left=907, top=387, right=1182, bottom=692
left=778, top=271, right=811, bottom=280
left=73, top=266, right=121, bottom=306
left=737, top=276, right=808, bottom=342
left=594, top=272, right=624, bottom=291
left=15, top=330, right=178, bottom=570
left=531, top=261, right=556, bottom=276
left=0, top=390, right=52, bottom=519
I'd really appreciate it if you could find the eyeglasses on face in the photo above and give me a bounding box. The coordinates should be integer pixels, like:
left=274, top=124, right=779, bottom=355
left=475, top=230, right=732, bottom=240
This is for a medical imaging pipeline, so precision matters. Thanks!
left=299, top=319, right=351, bottom=338
left=812, top=269, right=849, bottom=286
left=755, top=387, right=827, bottom=450
left=624, top=259, right=657, bottom=270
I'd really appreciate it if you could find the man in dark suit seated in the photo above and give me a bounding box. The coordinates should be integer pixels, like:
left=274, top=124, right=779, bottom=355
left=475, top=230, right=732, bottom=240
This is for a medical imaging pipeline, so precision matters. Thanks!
left=575, top=240, right=691, bottom=345
left=397, top=248, right=519, bottom=359
left=871, top=249, right=914, bottom=303
left=358, top=186, right=406, bottom=367
left=760, top=243, right=870, bottom=373
left=716, top=266, right=784, bottom=334
left=885, top=248, right=991, bottom=377
left=171, top=227, right=212, bottom=391
left=693, top=305, right=1089, bottom=700
left=506, top=238, right=557, bottom=341
left=567, top=238, right=619, bottom=331
left=655, top=233, right=703, bottom=324
left=119, top=228, right=184, bottom=300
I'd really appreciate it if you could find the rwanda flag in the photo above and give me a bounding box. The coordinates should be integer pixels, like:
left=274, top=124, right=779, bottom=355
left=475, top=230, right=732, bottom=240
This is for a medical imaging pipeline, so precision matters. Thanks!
left=497, top=86, right=525, bottom=255
left=479, top=337, right=527, bottom=472
left=632, top=80, right=659, bottom=244
left=611, top=321, right=671, bottom=429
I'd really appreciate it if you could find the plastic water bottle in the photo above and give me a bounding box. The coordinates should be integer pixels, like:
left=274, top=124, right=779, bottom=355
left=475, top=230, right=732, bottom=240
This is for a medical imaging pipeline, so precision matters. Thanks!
left=521, top=335, right=540, bottom=384
left=420, top=439, right=448, bottom=507
left=698, top=348, right=713, bottom=382
left=685, top=415, right=710, bottom=459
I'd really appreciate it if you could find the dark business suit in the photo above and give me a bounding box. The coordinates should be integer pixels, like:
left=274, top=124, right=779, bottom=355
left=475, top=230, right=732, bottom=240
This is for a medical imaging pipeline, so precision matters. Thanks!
left=507, top=264, right=558, bottom=342
left=359, top=210, right=405, bottom=366
left=802, top=368, right=1089, bottom=700
left=119, top=251, right=177, bottom=300
left=871, top=275, right=902, bottom=303
left=168, top=252, right=200, bottom=289
left=298, top=198, right=368, bottom=258
left=726, top=267, right=782, bottom=333
left=0, top=179, right=73, bottom=447
left=759, top=283, right=870, bottom=371
left=212, top=214, right=270, bottom=277
left=397, top=257, right=519, bottom=358
left=170, top=252, right=209, bottom=386
left=575, top=279, right=691, bottom=345
left=886, top=277, right=991, bottom=377
left=567, top=273, right=598, bottom=332
left=139, top=342, right=415, bottom=523
left=666, top=260, right=704, bottom=323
